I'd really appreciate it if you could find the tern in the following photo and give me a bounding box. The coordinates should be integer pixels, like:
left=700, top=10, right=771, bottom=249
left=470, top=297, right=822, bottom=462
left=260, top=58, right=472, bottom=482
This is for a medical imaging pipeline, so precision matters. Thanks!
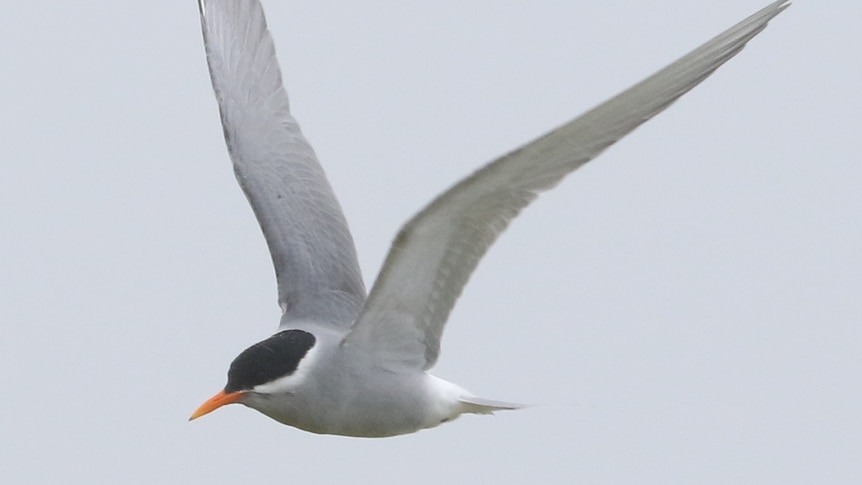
left=190, top=0, right=789, bottom=437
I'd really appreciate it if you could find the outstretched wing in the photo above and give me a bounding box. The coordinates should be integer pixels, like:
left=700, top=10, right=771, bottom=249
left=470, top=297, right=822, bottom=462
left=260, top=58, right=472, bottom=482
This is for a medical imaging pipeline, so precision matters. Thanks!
left=198, top=0, right=366, bottom=326
left=344, top=1, right=790, bottom=370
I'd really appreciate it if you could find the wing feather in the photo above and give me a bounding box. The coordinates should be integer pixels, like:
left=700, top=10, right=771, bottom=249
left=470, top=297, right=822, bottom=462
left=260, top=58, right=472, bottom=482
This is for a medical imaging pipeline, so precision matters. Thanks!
left=198, top=0, right=366, bottom=326
left=344, top=1, right=790, bottom=369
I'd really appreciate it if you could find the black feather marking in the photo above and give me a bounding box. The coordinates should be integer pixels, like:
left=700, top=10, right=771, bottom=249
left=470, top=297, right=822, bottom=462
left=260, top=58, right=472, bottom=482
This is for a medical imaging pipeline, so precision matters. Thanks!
left=225, top=329, right=316, bottom=392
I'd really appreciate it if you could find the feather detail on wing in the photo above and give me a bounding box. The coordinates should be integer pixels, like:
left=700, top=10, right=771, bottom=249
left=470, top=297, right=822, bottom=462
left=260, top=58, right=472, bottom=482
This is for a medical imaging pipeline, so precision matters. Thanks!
left=344, top=1, right=790, bottom=370
left=198, top=0, right=366, bottom=326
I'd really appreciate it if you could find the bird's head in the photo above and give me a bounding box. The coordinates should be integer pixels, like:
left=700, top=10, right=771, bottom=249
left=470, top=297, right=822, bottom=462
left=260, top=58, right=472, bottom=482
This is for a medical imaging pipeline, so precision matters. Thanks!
left=189, top=329, right=317, bottom=420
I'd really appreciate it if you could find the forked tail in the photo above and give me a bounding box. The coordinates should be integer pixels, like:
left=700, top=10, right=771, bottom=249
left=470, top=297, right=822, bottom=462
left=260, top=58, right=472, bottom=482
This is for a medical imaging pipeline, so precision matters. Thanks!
left=459, top=396, right=525, bottom=415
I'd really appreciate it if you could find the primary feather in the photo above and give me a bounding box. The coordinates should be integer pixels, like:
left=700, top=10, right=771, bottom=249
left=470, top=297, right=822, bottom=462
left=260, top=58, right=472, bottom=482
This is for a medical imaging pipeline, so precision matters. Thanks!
left=198, top=0, right=366, bottom=327
left=343, top=1, right=791, bottom=371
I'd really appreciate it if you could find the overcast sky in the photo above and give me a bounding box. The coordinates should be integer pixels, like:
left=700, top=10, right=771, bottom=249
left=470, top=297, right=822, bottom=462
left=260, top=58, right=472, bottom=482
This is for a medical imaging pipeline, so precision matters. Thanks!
left=2, top=1, right=859, bottom=483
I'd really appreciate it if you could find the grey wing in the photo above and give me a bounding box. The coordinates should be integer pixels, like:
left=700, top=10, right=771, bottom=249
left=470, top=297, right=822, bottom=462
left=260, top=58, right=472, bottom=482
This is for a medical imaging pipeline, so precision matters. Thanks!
left=198, top=0, right=366, bottom=327
left=343, top=0, right=790, bottom=370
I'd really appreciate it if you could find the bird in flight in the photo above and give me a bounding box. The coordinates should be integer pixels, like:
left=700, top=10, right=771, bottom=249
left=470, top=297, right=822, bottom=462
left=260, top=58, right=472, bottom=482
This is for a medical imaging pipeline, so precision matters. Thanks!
left=190, top=0, right=789, bottom=437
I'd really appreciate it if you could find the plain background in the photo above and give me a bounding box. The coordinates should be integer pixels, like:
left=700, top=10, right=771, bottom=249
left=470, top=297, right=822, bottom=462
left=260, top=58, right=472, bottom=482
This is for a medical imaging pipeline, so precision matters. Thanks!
left=2, top=1, right=859, bottom=483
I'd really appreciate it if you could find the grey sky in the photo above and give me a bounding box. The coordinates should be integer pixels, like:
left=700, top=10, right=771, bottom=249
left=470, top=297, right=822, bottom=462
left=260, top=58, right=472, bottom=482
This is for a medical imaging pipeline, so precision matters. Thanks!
left=1, top=1, right=859, bottom=483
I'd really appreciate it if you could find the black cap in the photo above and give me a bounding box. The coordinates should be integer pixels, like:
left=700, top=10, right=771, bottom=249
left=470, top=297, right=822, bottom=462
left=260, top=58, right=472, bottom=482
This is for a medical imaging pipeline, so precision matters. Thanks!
left=225, top=329, right=316, bottom=392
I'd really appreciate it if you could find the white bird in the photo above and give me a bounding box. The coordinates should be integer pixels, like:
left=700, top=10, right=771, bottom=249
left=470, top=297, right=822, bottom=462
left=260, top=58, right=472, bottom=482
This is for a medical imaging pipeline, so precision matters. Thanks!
left=190, top=0, right=789, bottom=437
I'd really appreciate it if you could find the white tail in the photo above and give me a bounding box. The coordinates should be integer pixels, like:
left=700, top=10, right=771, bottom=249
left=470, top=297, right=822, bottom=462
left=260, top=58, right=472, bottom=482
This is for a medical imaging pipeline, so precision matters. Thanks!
left=459, top=396, right=525, bottom=415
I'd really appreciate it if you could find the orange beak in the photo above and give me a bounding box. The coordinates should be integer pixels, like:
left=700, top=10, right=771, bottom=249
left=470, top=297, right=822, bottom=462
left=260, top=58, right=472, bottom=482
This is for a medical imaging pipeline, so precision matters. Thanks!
left=189, top=390, right=244, bottom=421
